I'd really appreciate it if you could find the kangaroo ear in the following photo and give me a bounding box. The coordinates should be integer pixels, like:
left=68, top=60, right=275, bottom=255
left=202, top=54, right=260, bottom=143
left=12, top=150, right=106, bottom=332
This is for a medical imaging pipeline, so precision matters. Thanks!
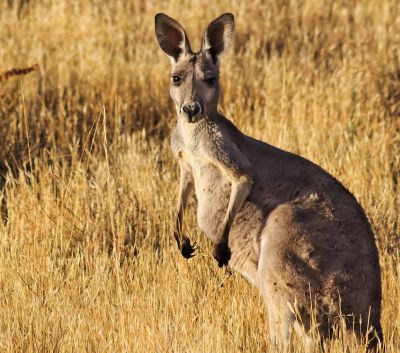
left=201, top=13, right=234, bottom=63
left=155, top=13, right=192, bottom=62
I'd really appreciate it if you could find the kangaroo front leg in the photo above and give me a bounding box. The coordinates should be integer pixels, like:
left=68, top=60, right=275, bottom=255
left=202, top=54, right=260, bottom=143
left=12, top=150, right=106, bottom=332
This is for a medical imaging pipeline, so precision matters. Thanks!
left=213, top=174, right=252, bottom=266
left=207, top=137, right=253, bottom=267
left=174, top=165, right=196, bottom=259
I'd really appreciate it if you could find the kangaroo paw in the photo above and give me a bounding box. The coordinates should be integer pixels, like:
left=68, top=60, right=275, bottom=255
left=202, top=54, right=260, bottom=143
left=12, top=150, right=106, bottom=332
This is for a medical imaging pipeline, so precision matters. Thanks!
left=180, top=237, right=197, bottom=259
left=213, top=242, right=231, bottom=267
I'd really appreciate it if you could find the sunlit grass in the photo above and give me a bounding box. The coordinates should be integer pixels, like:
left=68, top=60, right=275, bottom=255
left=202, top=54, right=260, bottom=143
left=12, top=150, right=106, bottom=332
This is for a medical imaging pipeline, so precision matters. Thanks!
left=0, top=0, right=398, bottom=352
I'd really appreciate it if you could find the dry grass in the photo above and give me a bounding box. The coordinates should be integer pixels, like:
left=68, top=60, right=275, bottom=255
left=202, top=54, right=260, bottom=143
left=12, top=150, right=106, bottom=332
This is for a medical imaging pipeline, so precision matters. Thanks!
left=0, top=0, right=399, bottom=352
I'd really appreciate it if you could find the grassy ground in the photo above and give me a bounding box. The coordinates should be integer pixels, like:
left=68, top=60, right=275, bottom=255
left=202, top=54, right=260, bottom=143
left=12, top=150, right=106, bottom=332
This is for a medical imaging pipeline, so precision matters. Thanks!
left=0, top=0, right=399, bottom=352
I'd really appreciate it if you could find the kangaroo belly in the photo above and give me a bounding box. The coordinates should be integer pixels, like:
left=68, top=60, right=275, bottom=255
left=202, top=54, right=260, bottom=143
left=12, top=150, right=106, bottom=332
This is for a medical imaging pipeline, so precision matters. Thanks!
left=192, top=161, right=264, bottom=282
left=193, top=163, right=230, bottom=241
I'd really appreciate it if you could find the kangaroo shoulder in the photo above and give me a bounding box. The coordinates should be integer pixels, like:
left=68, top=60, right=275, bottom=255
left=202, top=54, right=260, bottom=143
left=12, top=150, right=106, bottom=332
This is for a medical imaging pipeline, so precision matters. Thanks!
left=201, top=117, right=253, bottom=177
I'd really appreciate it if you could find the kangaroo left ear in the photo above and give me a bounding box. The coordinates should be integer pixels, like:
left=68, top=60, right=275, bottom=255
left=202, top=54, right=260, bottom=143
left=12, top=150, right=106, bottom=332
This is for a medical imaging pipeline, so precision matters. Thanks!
left=201, top=13, right=234, bottom=63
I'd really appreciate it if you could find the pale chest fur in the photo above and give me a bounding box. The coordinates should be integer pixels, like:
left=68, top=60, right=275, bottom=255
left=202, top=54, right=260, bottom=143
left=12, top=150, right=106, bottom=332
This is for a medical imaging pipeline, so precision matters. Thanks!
left=171, top=123, right=262, bottom=284
left=171, top=125, right=231, bottom=240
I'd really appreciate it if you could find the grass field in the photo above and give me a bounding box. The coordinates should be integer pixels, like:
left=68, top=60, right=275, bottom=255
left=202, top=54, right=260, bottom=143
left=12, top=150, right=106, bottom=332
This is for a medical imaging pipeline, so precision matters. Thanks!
left=0, top=0, right=399, bottom=352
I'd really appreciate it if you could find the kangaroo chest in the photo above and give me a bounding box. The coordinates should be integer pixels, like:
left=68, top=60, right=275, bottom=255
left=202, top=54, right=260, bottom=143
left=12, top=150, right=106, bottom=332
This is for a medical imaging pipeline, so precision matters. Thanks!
left=171, top=124, right=264, bottom=245
left=181, top=148, right=231, bottom=240
left=175, top=144, right=262, bottom=284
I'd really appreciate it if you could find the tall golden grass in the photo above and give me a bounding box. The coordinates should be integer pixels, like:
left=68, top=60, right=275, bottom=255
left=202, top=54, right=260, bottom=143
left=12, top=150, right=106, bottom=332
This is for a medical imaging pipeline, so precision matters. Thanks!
left=0, top=0, right=399, bottom=352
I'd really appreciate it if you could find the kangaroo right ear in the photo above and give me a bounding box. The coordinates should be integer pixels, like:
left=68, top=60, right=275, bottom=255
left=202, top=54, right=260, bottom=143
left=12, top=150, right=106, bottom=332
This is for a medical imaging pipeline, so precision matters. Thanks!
left=201, top=13, right=234, bottom=63
left=155, top=13, right=192, bottom=62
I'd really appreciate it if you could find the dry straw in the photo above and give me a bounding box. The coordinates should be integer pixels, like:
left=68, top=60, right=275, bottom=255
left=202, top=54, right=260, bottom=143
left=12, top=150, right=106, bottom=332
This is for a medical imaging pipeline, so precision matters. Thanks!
left=0, top=1, right=398, bottom=352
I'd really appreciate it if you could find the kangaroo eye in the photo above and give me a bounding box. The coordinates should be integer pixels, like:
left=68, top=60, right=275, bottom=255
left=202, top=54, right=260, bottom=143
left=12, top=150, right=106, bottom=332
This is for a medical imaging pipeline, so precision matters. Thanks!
left=205, top=77, right=217, bottom=85
left=172, top=76, right=181, bottom=84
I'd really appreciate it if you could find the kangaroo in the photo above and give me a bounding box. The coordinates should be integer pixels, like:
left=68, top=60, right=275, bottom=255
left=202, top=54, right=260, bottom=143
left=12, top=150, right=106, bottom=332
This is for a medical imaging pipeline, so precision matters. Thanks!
left=155, top=13, right=383, bottom=351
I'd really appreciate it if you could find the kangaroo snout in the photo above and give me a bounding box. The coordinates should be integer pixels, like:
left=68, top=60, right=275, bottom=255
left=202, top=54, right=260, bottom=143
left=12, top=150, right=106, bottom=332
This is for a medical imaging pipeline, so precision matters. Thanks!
left=181, top=102, right=202, bottom=122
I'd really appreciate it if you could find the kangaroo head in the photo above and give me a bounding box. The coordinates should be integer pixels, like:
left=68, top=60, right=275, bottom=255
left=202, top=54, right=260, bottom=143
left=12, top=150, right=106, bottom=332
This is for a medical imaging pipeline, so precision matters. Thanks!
left=155, top=13, right=234, bottom=123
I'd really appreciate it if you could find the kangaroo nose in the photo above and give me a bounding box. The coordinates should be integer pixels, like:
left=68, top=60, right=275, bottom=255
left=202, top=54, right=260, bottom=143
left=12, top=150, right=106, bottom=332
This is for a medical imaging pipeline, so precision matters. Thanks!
left=182, top=102, right=201, bottom=121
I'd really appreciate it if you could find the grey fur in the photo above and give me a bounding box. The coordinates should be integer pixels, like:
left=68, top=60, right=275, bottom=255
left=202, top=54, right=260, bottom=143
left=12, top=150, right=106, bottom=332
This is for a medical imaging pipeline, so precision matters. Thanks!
left=155, top=13, right=383, bottom=351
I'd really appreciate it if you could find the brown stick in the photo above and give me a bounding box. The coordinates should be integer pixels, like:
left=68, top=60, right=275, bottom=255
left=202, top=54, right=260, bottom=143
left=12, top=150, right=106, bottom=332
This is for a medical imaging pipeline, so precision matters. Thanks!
left=0, top=64, right=38, bottom=84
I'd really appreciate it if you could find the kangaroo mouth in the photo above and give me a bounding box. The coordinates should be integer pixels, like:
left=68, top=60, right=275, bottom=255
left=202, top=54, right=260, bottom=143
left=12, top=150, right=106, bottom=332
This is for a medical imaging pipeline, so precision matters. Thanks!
left=188, top=113, right=204, bottom=123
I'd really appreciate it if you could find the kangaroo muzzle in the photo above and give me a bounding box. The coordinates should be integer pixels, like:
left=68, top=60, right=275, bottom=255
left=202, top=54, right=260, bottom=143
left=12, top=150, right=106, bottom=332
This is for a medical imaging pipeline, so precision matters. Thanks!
left=181, top=102, right=202, bottom=122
